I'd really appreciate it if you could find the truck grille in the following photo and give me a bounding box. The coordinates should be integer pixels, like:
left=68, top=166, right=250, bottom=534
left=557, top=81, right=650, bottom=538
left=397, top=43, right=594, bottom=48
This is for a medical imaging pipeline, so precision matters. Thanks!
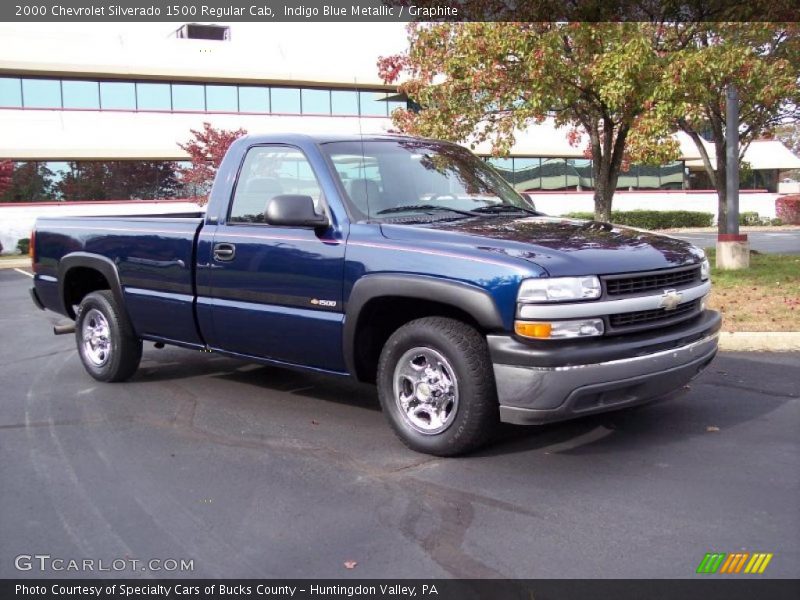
left=609, top=299, right=701, bottom=331
left=604, top=265, right=701, bottom=296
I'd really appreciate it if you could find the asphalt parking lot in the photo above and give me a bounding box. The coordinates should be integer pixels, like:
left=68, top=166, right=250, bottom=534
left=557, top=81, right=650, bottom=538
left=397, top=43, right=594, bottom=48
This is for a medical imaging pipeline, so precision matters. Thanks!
left=1, top=268, right=798, bottom=579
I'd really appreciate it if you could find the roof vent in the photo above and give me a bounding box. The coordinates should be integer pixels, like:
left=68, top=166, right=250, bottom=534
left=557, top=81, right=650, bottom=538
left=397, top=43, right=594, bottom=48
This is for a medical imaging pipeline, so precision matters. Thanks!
left=174, top=24, right=231, bottom=41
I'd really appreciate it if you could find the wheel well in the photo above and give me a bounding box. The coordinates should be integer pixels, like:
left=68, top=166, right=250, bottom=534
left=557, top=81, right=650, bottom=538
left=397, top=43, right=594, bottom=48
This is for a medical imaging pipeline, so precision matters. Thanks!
left=352, top=296, right=483, bottom=383
left=63, top=267, right=110, bottom=318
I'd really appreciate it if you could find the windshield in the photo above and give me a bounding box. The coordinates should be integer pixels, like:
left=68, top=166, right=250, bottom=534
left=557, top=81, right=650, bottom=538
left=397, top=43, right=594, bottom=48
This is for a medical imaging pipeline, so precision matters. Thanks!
left=320, top=139, right=533, bottom=221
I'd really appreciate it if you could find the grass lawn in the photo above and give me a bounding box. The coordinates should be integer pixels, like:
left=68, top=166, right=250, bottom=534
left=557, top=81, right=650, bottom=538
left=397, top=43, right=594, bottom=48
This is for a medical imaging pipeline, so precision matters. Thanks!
left=705, top=249, right=800, bottom=332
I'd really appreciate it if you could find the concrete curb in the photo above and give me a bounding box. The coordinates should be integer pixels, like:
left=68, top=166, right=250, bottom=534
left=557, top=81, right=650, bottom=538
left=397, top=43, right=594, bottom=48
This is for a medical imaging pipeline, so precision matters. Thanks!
left=719, top=332, right=800, bottom=352
left=0, top=258, right=32, bottom=269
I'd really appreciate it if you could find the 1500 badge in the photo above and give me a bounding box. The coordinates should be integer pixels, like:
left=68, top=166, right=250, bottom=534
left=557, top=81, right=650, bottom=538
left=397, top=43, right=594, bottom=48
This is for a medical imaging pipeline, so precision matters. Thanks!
left=310, top=298, right=337, bottom=308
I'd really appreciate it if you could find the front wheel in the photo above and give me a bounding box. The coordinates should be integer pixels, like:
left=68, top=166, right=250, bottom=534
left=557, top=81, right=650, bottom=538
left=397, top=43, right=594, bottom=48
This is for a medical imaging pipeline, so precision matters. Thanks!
left=376, top=317, right=499, bottom=456
left=75, top=290, right=142, bottom=382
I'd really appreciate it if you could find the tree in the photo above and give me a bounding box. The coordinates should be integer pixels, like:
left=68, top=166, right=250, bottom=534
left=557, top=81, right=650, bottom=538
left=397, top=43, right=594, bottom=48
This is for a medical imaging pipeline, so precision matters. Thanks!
left=0, top=160, right=13, bottom=198
left=645, top=22, right=800, bottom=232
left=56, top=161, right=181, bottom=201
left=0, top=162, right=55, bottom=202
left=178, top=122, right=247, bottom=203
left=379, top=22, right=682, bottom=221
left=774, top=122, right=800, bottom=180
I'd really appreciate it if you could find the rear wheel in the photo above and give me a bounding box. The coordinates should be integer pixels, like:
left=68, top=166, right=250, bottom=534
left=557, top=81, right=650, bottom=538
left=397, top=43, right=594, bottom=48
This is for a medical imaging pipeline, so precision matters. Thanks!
left=75, top=290, right=142, bottom=382
left=377, top=317, right=498, bottom=456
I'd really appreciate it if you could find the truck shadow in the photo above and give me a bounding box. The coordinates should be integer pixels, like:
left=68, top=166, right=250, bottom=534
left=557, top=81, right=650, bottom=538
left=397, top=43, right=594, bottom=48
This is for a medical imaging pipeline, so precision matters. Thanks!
left=132, top=349, right=795, bottom=459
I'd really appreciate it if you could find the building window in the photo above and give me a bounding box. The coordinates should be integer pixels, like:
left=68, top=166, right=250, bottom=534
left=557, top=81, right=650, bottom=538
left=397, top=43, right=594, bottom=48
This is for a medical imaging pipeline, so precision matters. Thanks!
left=0, top=77, right=22, bottom=107
left=566, top=158, right=593, bottom=190
left=172, top=83, right=205, bottom=111
left=206, top=85, right=238, bottom=112
left=271, top=87, right=301, bottom=114
left=359, top=91, right=388, bottom=116
left=21, top=79, right=61, bottom=108
left=539, top=158, right=568, bottom=190
left=100, top=81, right=136, bottom=110
left=62, top=80, right=100, bottom=109
left=331, top=90, right=359, bottom=115
left=388, top=99, right=406, bottom=115
left=486, top=158, right=513, bottom=181
left=1, top=75, right=399, bottom=117
left=660, top=161, right=684, bottom=189
left=512, top=158, right=541, bottom=190
left=238, top=86, right=270, bottom=113
left=136, top=82, right=171, bottom=111
left=617, top=164, right=638, bottom=190
left=301, top=88, right=330, bottom=114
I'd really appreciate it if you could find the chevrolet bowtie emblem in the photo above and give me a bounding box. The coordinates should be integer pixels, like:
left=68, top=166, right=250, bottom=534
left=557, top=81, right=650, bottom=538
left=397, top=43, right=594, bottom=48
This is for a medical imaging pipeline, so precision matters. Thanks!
left=659, top=289, right=683, bottom=311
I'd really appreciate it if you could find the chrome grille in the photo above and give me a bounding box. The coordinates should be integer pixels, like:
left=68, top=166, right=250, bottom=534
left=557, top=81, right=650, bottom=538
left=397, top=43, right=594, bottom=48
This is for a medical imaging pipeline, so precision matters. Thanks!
left=604, top=266, right=701, bottom=297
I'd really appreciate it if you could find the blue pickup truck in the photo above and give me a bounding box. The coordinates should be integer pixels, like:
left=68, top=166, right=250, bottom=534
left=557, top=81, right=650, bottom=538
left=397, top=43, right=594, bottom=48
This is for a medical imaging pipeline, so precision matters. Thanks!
left=30, top=133, right=720, bottom=455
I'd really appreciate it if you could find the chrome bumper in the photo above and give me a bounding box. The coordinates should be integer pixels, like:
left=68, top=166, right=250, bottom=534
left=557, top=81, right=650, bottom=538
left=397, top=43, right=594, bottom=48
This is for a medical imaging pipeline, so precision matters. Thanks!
left=494, top=332, right=719, bottom=425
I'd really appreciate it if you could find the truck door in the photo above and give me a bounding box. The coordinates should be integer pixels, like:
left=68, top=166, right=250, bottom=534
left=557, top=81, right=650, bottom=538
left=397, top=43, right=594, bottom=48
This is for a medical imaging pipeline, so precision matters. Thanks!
left=199, top=144, right=347, bottom=372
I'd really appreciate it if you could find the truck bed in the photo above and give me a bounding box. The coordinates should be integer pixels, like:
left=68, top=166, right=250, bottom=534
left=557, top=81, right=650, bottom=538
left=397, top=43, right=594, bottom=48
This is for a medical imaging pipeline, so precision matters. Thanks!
left=34, top=214, right=205, bottom=345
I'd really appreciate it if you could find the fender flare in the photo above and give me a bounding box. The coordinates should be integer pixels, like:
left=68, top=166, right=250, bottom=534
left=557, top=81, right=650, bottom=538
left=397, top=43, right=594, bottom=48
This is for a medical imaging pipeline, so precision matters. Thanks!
left=343, top=274, right=504, bottom=378
left=58, top=252, right=135, bottom=335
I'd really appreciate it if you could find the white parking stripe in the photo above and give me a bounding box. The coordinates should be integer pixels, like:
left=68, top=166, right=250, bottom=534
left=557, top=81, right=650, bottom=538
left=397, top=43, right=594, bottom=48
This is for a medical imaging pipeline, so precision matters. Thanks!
left=13, top=268, right=33, bottom=278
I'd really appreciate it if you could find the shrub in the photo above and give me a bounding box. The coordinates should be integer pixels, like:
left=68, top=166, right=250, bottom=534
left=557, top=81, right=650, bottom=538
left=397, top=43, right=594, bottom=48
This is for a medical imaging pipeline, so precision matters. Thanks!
left=776, top=195, right=800, bottom=225
left=563, top=210, right=714, bottom=230
left=16, top=238, right=30, bottom=255
left=739, top=211, right=760, bottom=226
left=771, top=218, right=783, bottom=226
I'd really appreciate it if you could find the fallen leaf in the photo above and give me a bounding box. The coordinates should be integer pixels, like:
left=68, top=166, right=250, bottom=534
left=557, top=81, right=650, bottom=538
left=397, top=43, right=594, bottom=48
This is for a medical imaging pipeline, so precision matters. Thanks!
left=311, top=420, right=319, bottom=426
left=706, top=426, right=720, bottom=432
left=344, top=560, right=357, bottom=569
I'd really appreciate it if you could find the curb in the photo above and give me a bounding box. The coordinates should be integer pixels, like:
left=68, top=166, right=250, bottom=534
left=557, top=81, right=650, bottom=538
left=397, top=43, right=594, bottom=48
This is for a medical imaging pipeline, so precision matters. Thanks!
left=0, top=258, right=32, bottom=269
left=719, top=332, right=800, bottom=352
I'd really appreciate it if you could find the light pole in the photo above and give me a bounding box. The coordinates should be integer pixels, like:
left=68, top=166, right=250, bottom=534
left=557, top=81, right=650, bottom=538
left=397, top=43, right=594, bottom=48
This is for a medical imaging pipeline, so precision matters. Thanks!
left=717, top=84, right=750, bottom=269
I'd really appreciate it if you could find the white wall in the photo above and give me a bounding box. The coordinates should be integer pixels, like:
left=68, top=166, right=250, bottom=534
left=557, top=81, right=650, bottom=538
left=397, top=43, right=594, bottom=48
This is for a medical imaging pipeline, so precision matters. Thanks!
left=529, top=191, right=779, bottom=222
left=0, top=200, right=202, bottom=254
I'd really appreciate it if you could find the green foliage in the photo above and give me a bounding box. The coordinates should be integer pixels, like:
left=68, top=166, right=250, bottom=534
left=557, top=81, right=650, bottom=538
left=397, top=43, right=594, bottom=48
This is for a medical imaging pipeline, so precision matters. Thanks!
left=16, top=238, right=30, bottom=255
left=739, top=211, right=760, bottom=225
left=564, top=210, right=714, bottom=229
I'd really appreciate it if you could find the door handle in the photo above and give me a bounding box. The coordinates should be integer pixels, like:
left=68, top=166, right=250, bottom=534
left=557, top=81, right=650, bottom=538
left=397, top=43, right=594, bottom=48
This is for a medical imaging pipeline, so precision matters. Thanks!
left=213, top=243, right=236, bottom=261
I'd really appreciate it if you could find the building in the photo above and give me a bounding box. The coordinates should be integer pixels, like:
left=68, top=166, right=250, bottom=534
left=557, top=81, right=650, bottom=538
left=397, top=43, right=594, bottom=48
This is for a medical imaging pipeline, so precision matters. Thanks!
left=1, top=22, right=798, bottom=251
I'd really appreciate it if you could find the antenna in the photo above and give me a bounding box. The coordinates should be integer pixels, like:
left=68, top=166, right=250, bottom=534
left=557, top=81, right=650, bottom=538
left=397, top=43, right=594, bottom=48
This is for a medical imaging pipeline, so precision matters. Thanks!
left=355, top=78, right=371, bottom=220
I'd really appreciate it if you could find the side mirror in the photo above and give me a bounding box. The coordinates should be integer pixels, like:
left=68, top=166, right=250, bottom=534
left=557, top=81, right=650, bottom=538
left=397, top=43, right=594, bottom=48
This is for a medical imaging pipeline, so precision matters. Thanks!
left=520, top=192, right=537, bottom=212
left=264, top=195, right=329, bottom=229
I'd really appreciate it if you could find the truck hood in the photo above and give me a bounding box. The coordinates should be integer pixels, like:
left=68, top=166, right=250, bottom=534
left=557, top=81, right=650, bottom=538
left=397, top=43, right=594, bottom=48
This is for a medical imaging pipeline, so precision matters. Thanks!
left=379, top=216, right=705, bottom=276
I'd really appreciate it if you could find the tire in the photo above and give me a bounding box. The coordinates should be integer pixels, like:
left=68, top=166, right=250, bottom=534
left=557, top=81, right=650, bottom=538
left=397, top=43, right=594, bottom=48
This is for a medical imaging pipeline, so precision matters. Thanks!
left=75, top=290, right=142, bottom=382
left=376, top=316, right=499, bottom=456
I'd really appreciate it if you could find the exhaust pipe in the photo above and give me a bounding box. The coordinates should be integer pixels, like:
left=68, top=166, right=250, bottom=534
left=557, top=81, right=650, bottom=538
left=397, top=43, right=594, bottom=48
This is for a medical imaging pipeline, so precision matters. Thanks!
left=53, top=323, right=76, bottom=335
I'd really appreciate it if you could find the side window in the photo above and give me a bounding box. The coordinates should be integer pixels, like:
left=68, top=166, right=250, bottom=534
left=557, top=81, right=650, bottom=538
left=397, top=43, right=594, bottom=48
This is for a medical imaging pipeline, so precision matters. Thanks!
left=229, top=146, right=323, bottom=224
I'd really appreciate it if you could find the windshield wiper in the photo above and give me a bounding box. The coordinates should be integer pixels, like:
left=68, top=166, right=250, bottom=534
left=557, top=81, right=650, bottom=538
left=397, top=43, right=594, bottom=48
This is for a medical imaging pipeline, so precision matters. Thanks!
left=376, top=204, right=480, bottom=217
left=472, top=204, right=538, bottom=215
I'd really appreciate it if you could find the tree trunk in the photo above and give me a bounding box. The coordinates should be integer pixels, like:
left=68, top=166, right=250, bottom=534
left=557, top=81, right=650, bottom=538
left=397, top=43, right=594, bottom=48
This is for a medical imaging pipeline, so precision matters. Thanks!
left=593, top=182, right=613, bottom=222
left=714, top=135, right=728, bottom=234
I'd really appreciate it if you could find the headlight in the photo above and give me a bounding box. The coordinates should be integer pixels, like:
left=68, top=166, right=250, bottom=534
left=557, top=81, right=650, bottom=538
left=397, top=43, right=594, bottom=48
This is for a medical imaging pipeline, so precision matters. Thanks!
left=515, top=318, right=604, bottom=339
left=700, top=258, right=710, bottom=281
left=518, top=276, right=601, bottom=303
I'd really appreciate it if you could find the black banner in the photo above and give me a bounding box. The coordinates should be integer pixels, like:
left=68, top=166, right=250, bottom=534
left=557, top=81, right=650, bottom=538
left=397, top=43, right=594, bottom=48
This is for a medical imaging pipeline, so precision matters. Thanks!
left=4, top=579, right=800, bottom=600
left=1, top=0, right=799, bottom=23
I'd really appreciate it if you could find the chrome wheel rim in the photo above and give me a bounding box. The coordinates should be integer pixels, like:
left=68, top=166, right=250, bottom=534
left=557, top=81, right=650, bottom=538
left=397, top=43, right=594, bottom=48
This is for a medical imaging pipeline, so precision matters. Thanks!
left=393, top=346, right=459, bottom=435
left=81, top=308, right=111, bottom=367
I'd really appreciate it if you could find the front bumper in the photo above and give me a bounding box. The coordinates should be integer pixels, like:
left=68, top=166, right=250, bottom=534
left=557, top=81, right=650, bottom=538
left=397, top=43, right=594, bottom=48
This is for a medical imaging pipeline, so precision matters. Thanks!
left=490, top=311, right=721, bottom=425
